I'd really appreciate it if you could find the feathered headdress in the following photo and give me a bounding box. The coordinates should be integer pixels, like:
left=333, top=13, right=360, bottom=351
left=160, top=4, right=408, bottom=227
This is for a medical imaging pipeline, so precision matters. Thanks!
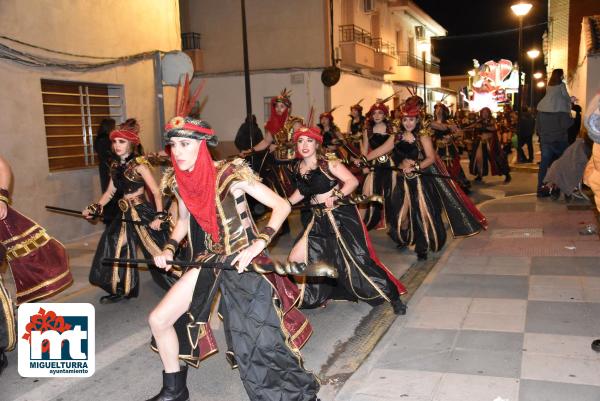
left=319, top=106, right=340, bottom=122
left=272, top=88, right=292, bottom=108
left=164, top=74, right=220, bottom=243
left=164, top=76, right=217, bottom=146
left=350, top=99, right=364, bottom=113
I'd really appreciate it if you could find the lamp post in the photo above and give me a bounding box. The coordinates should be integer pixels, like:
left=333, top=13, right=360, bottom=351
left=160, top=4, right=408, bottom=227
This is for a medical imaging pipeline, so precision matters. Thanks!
left=418, top=41, right=431, bottom=112
left=527, top=49, right=540, bottom=108
left=511, top=2, right=532, bottom=138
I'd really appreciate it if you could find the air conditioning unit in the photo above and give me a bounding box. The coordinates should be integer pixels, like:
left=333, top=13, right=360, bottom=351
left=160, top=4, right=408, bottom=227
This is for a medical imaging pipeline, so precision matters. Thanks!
left=415, top=26, right=425, bottom=40
left=363, top=0, right=375, bottom=13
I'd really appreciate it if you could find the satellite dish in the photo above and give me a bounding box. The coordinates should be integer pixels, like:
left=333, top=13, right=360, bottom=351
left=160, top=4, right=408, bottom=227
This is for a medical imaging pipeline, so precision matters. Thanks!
left=161, top=52, right=194, bottom=86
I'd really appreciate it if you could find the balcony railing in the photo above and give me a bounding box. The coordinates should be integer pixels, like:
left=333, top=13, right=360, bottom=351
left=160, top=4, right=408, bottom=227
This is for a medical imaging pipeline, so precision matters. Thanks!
left=372, top=38, right=396, bottom=55
left=339, top=24, right=373, bottom=47
left=396, top=51, right=440, bottom=74
left=181, top=32, right=201, bottom=50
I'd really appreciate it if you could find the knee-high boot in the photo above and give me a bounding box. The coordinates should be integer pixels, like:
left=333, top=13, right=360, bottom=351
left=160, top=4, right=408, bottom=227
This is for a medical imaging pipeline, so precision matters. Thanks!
left=146, top=365, right=189, bottom=401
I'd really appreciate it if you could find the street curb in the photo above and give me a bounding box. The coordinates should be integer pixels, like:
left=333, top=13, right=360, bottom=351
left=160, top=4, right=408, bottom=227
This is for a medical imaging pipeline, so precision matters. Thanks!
left=326, top=192, right=513, bottom=400
left=317, top=234, right=464, bottom=395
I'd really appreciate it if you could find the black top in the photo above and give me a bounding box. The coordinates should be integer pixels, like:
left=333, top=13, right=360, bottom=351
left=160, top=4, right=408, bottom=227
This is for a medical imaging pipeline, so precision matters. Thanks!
left=110, top=156, right=145, bottom=195
left=293, top=161, right=338, bottom=197
left=433, top=127, right=450, bottom=140
left=189, top=215, right=208, bottom=258
left=350, top=116, right=366, bottom=135
left=318, top=124, right=339, bottom=148
left=369, top=132, right=391, bottom=149
left=393, top=134, right=420, bottom=163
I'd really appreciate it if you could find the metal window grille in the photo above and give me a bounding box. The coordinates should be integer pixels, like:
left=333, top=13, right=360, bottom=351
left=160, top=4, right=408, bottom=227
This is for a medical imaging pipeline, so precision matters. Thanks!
left=41, top=79, right=124, bottom=171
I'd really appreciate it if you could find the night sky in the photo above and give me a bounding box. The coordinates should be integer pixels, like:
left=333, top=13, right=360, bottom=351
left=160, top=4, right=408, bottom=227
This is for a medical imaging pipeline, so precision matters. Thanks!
left=415, top=0, right=548, bottom=76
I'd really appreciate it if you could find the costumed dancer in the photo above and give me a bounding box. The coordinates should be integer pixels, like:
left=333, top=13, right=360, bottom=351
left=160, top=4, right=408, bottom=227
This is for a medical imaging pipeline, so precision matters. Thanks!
left=0, top=155, right=72, bottom=372
left=499, top=104, right=517, bottom=160
left=147, top=112, right=320, bottom=401
left=348, top=100, right=366, bottom=137
left=431, top=103, right=471, bottom=193
left=287, top=126, right=407, bottom=314
left=359, top=99, right=397, bottom=230
left=468, top=107, right=511, bottom=183
left=83, top=119, right=172, bottom=304
left=366, top=97, right=487, bottom=260
left=318, top=108, right=343, bottom=151
left=341, top=101, right=367, bottom=185
left=242, top=89, right=304, bottom=234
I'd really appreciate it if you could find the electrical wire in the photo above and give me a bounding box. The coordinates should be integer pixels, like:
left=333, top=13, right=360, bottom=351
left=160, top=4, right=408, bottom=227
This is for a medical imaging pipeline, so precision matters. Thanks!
left=0, top=35, right=167, bottom=71
left=432, top=22, right=547, bottom=41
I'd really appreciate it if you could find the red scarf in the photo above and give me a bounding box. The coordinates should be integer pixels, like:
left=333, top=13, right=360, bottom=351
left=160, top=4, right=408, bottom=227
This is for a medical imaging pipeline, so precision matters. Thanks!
left=170, top=141, right=220, bottom=242
left=265, top=100, right=289, bottom=135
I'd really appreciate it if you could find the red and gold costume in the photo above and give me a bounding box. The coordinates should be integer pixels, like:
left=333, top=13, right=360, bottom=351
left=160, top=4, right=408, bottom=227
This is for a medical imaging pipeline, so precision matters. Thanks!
left=0, top=198, right=71, bottom=305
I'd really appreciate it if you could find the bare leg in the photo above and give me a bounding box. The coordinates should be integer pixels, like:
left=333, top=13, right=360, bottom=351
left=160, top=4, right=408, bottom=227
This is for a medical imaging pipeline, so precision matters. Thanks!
left=475, top=144, right=484, bottom=176
left=288, top=234, right=308, bottom=263
left=148, top=268, right=200, bottom=373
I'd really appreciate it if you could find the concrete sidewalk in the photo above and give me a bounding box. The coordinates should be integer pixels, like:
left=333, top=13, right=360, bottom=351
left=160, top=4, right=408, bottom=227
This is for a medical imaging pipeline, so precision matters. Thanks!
left=336, top=194, right=600, bottom=401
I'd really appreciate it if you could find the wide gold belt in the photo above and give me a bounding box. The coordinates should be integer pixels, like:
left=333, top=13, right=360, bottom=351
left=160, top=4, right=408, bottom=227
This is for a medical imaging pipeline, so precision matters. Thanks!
left=118, top=195, right=145, bottom=212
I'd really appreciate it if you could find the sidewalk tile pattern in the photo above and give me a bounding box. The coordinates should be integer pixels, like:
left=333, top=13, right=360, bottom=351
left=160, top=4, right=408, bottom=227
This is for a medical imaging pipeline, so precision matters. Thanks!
left=345, top=198, right=600, bottom=400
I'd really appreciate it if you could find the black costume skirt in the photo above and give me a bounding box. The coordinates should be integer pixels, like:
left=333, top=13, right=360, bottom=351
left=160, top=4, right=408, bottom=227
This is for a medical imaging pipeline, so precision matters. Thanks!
left=89, top=200, right=171, bottom=297
left=298, top=204, right=405, bottom=308
left=469, top=138, right=509, bottom=177
left=362, top=161, right=395, bottom=230
left=0, top=279, right=15, bottom=352
left=160, top=267, right=320, bottom=401
left=388, top=162, right=486, bottom=253
left=219, top=270, right=319, bottom=401
left=388, top=172, right=447, bottom=254
left=438, top=145, right=470, bottom=191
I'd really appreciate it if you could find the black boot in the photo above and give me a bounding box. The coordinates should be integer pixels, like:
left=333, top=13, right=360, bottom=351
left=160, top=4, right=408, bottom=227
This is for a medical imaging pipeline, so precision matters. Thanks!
left=391, top=298, right=407, bottom=315
left=147, top=366, right=189, bottom=401
left=99, top=294, right=125, bottom=304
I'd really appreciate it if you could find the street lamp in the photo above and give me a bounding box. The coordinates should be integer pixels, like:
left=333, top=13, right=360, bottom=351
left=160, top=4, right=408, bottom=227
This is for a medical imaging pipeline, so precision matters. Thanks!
left=418, top=41, right=431, bottom=112
left=533, top=72, right=543, bottom=79
left=527, top=49, right=540, bottom=108
left=511, top=2, right=532, bottom=136
left=536, top=81, right=545, bottom=88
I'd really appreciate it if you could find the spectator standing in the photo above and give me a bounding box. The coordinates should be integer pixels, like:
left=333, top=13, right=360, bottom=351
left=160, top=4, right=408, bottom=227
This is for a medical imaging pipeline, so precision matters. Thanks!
left=535, top=70, right=574, bottom=196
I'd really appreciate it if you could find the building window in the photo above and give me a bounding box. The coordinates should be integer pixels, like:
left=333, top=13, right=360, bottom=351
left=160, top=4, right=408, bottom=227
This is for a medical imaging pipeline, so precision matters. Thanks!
left=264, top=96, right=273, bottom=122
left=41, top=79, right=124, bottom=171
left=363, top=0, right=375, bottom=13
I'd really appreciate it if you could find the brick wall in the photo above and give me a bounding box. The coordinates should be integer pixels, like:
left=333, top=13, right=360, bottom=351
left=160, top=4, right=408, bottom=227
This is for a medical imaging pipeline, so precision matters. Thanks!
left=568, top=0, right=600, bottom=74
left=548, top=0, right=570, bottom=74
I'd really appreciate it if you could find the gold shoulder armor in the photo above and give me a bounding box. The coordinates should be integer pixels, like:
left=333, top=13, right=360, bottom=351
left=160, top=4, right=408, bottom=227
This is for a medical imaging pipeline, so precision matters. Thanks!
left=231, top=158, right=261, bottom=184
left=325, top=152, right=340, bottom=162
left=135, top=155, right=151, bottom=167
left=419, top=127, right=433, bottom=137
left=160, top=168, right=177, bottom=196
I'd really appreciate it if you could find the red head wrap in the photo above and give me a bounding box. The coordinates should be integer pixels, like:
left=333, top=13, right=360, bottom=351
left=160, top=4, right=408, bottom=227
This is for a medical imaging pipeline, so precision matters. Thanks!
left=110, top=119, right=140, bottom=144
left=265, top=96, right=290, bottom=135
left=400, top=96, right=424, bottom=118
left=367, top=102, right=390, bottom=118
left=293, top=126, right=323, bottom=158
left=165, top=117, right=220, bottom=242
